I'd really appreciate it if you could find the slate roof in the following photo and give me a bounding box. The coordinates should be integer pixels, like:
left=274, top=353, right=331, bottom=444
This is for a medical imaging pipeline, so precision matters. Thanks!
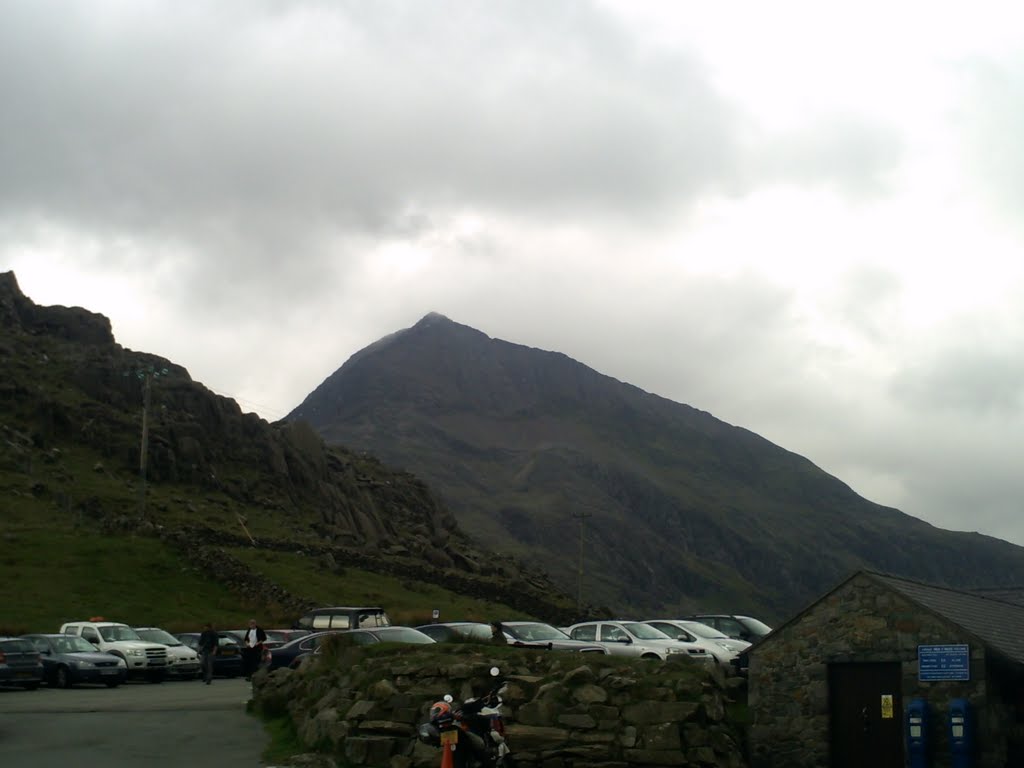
left=867, top=572, right=1024, bottom=666
left=749, top=570, right=1024, bottom=667
left=968, top=586, right=1024, bottom=607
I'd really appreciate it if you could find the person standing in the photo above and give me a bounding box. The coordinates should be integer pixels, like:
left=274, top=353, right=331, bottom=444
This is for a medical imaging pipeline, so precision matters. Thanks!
left=198, top=622, right=219, bottom=685
left=242, top=618, right=267, bottom=681
left=490, top=621, right=508, bottom=645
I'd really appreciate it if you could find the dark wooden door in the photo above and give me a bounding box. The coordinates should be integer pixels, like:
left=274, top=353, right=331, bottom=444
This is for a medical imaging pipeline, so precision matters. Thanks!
left=828, top=662, right=903, bottom=768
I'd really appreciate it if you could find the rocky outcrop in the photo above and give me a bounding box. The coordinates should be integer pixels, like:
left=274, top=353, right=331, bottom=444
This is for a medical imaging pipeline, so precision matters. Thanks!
left=0, top=270, right=579, bottom=621
left=0, top=271, right=114, bottom=345
left=252, top=643, right=748, bottom=768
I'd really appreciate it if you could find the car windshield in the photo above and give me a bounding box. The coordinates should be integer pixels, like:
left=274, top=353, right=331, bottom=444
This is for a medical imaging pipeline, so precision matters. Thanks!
left=738, top=617, right=773, bottom=636
left=99, top=626, right=143, bottom=642
left=373, top=628, right=434, bottom=644
left=136, top=629, right=181, bottom=646
left=681, top=621, right=729, bottom=640
left=622, top=622, right=671, bottom=640
left=505, top=623, right=570, bottom=642
left=56, top=636, right=99, bottom=654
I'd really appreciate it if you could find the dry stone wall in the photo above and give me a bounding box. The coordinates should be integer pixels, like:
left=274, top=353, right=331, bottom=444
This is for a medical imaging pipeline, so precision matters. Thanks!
left=253, top=643, right=748, bottom=768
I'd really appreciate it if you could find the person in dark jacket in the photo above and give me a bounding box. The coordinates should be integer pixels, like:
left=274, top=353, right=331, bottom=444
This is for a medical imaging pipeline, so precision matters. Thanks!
left=242, top=618, right=267, bottom=680
left=198, top=623, right=219, bottom=685
left=490, top=621, right=508, bottom=645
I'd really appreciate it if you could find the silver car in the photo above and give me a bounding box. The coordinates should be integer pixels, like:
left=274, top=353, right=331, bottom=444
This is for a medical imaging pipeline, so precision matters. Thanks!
left=565, top=621, right=711, bottom=663
left=642, top=619, right=750, bottom=668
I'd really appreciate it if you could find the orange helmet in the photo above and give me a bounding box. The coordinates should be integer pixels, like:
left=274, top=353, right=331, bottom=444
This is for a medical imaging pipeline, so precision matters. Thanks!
left=429, top=701, right=452, bottom=722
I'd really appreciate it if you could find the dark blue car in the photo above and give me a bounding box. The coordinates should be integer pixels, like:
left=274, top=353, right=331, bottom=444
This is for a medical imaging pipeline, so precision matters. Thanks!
left=22, top=634, right=128, bottom=688
left=175, top=632, right=244, bottom=678
left=0, top=637, right=45, bottom=690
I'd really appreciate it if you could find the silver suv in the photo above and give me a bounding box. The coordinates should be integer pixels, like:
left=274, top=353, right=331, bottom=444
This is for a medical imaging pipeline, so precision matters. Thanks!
left=565, top=621, right=709, bottom=663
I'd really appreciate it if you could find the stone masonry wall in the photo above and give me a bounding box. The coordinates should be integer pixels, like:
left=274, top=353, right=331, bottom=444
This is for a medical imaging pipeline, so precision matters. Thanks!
left=749, top=573, right=1001, bottom=768
left=252, top=642, right=749, bottom=768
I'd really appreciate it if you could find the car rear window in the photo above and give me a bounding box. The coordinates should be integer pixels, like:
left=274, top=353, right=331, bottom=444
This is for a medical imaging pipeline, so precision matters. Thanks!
left=0, top=639, right=34, bottom=653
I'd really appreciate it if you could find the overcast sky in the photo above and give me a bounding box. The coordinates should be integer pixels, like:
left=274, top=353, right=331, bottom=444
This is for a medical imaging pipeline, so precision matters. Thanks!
left=5, top=0, right=1024, bottom=546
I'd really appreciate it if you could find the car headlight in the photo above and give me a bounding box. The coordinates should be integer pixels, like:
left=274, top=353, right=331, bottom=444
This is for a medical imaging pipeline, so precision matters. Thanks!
left=715, top=641, right=741, bottom=652
left=71, top=660, right=95, bottom=668
left=666, top=647, right=685, bottom=654
left=128, top=649, right=145, bottom=657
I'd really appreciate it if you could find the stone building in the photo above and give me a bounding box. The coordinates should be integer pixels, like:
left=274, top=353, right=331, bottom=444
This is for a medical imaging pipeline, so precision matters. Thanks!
left=748, top=570, right=1024, bottom=768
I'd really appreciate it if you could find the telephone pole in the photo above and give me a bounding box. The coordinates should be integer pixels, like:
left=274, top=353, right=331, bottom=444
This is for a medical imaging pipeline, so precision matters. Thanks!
left=127, top=364, right=169, bottom=522
left=571, top=510, right=592, bottom=619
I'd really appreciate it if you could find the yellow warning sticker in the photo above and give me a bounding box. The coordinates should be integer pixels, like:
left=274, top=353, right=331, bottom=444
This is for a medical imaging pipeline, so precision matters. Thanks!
left=881, top=695, right=894, bottom=719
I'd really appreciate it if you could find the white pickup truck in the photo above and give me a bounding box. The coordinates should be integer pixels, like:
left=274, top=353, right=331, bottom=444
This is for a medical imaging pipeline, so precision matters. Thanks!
left=60, top=621, right=169, bottom=682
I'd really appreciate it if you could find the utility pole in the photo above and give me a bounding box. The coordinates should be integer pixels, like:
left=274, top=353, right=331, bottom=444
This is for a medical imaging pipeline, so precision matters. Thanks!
left=127, top=364, right=169, bottom=522
left=571, top=510, right=592, bottom=619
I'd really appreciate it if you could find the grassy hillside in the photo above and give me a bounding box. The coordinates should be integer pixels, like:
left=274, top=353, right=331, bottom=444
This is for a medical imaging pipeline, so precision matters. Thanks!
left=0, top=512, right=534, bottom=635
left=0, top=271, right=578, bottom=632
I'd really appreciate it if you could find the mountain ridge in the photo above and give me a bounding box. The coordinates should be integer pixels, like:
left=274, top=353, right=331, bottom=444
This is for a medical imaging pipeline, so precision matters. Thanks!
left=288, top=312, right=1024, bottom=621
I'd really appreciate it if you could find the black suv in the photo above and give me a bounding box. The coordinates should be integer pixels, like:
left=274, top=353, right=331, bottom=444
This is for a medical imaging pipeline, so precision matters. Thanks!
left=294, top=606, right=391, bottom=631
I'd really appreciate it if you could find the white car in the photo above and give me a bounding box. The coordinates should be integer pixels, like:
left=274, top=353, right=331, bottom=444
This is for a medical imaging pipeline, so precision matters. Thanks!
left=134, top=627, right=202, bottom=679
left=60, top=621, right=169, bottom=681
left=565, top=620, right=712, bottom=663
left=642, top=619, right=751, bottom=668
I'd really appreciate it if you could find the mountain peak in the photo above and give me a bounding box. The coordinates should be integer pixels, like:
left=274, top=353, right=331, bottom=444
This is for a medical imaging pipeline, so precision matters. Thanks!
left=415, top=312, right=452, bottom=326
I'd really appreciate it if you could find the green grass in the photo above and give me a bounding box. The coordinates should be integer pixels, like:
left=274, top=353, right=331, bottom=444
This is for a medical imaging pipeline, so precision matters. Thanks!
left=228, top=547, right=536, bottom=625
left=259, top=714, right=305, bottom=765
left=0, top=527, right=260, bottom=634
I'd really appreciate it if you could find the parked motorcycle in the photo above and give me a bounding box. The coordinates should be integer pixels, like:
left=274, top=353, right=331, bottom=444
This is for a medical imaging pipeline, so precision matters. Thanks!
left=417, top=666, right=513, bottom=768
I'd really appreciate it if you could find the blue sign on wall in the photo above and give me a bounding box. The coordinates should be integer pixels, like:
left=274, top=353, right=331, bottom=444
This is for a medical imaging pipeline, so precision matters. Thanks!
left=918, top=644, right=970, bottom=681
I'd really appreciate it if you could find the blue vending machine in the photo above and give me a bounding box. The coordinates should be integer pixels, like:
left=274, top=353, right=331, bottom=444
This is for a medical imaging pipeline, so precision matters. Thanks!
left=906, top=698, right=929, bottom=768
left=948, top=698, right=973, bottom=768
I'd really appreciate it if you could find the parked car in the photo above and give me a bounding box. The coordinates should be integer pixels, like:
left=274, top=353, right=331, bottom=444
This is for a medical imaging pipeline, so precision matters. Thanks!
left=682, top=614, right=772, bottom=643
left=500, top=622, right=609, bottom=654
left=295, top=627, right=438, bottom=668
left=293, top=606, right=391, bottom=632
left=414, top=622, right=493, bottom=643
left=60, top=621, right=169, bottom=682
left=175, top=632, right=244, bottom=678
left=336, top=627, right=435, bottom=646
left=133, top=627, right=201, bottom=679
left=0, top=637, right=44, bottom=690
left=565, top=621, right=710, bottom=663
left=22, top=634, right=128, bottom=688
left=266, top=629, right=311, bottom=645
left=267, top=631, right=343, bottom=671
left=641, top=620, right=750, bottom=668
left=223, top=628, right=311, bottom=651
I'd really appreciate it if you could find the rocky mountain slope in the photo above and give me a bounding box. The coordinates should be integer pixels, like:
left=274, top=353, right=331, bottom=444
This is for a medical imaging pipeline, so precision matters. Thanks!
left=0, top=272, right=576, bottom=624
left=289, top=313, right=1024, bottom=621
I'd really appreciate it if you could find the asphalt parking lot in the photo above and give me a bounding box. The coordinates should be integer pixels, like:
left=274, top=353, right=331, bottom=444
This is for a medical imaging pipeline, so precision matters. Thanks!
left=0, top=678, right=268, bottom=767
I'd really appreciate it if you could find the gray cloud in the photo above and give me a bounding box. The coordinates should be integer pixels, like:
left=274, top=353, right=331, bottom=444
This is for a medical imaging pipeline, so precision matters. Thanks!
left=9, top=0, right=1023, bottom=552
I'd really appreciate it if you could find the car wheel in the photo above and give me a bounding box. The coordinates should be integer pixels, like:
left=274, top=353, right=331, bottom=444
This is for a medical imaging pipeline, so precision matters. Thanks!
left=21, top=682, right=40, bottom=691
left=147, top=671, right=165, bottom=684
left=105, top=681, right=120, bottom=688
left=641, top=653, right=660, bottom=660
left=56, top=665, right=72, bottom=689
